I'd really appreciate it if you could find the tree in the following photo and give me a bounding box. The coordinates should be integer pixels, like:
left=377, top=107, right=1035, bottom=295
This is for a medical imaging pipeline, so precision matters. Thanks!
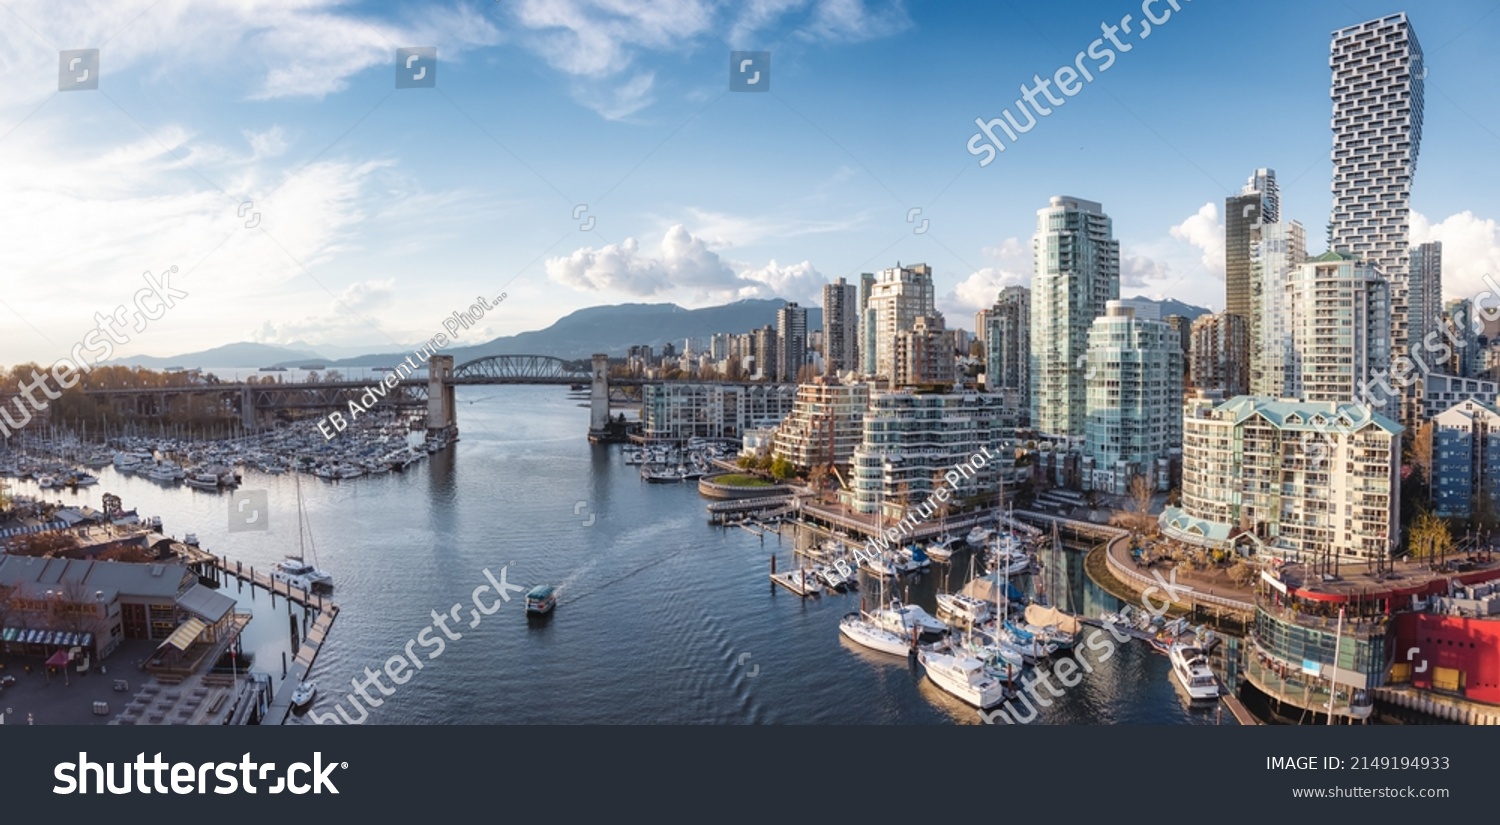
left=1408, top=510, right=1454, bottom=561
left=1408, top=421, right=1434, bottom=486
left=769, top=456, right=793, bottom=482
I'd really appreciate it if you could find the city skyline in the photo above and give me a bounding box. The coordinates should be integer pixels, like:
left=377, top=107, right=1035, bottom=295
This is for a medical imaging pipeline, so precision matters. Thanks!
left=2, top=2, right=1499, bottom=368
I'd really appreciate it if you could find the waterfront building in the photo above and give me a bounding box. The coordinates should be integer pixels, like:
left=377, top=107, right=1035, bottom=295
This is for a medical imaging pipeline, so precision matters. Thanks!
left=1430, top=398, right=1500, bottom=520
left=1285, top=252, right=1392, bottom=418
left=866, top=263, right=937, bottom=383
left=1421, top=374, right=1499, bottom=422
left=1030, top=196, right=1120, bottom=441
left=0, top=554, right=243, bottom=664
left=769, top=378, right=870, bottom=473
left=776, top=302, right=809, bottom=383
left=1084, top=301, right=1183, bottom=493
left=823, top=277, right=860, bottom=376
left=1249, top=220, right=1307, bottom=398
left=1329, top=13, right=1425, bottom=424
left=892, top=315, right=956, bottom=387
left=983, top=286, right=1030, bottom=414
left=1162, top=395, right=1401, bottom=564
left=846, top=390, right=1022, bottom=517
left=1189, top=311, right=1249, bottom=397
left=1248, top=557, right=1500, bottom=724
left=640, top=383, right=797, bottom=441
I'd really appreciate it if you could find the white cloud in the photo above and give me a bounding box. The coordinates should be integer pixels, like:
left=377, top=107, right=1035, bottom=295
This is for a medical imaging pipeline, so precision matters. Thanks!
left=947, top=267, right=1025, bottom=312
left=505, top=0, right=908, bottom=117
left=250, top=278, right=400, bottom=346
left=1169, top=201, right=1224, bottom=278
left=1122, top=254, right=1171, bottom=289
left=0, top=1, right=503, bottom=108
left=1411, top=210, right=1500, bottom=303
left=545, top=224, right=822, bottom=303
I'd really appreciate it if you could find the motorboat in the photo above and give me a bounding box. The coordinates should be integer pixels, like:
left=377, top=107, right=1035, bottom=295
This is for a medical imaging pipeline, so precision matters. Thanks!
left=769, top=568, right=822, bottom=596
left=838, top=611, right=912, bottom=657
left=185, top=472, right=220, bottom=490
left=290, top=681, right=316, bottom=710
left=919, top=648, right=1010, bottom=709
left=184, top=533, right=199, bottom=547
left=1169, top=644, right=1219, bottom=700
left=965, top=525, right=993, bottom=546
left=936, top=592, right=991, bottom=626
left=812, top=564, right=851, bottom=592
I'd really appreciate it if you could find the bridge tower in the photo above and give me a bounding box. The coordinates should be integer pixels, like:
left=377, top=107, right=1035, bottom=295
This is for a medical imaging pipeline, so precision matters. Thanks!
left=427, top=355, right=458, bottom=443
left=588, top=353, right=610, bottom=438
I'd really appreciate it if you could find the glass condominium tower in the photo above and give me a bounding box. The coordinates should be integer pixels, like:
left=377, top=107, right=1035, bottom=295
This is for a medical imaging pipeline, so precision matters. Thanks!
left=1030, top=196, right=1120, bottom=440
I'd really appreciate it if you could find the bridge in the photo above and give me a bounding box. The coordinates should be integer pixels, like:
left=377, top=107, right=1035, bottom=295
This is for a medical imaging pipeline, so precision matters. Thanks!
left=79, top=354, right=636, bottom=438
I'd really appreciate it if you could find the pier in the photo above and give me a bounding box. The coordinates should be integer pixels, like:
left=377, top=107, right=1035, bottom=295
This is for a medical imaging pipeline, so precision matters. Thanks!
left=174, top=543, right=340, bottom=724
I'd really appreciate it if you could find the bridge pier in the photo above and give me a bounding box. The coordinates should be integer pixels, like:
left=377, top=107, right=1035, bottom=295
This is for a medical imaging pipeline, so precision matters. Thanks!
left=427, top=355, right=458, bottom=443
left=589, top=354, right=610, bottom=436
left=240, top=387, right=256, bottom=431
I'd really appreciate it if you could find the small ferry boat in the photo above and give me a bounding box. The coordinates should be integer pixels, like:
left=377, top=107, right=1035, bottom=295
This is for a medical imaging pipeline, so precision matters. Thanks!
left=525, top=585, right=557, bottom=615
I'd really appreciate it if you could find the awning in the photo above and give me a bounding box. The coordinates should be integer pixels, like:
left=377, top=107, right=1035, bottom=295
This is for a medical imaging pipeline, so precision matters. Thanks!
left=162, top=618, right=208, bottom=651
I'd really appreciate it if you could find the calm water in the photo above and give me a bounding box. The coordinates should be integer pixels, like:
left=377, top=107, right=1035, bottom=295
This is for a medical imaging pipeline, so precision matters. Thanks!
left=13, top=386, right=1226, bottom=724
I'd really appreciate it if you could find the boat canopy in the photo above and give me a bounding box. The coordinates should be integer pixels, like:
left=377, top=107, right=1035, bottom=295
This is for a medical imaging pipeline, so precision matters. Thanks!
left=1024, top=604, right=1082, bottom=635
left=526, top=585, right=556, bottom=599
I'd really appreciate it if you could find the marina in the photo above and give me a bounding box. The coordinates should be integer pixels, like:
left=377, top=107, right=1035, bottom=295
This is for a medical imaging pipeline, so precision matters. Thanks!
left=0, top=385, right=1484, bottom=725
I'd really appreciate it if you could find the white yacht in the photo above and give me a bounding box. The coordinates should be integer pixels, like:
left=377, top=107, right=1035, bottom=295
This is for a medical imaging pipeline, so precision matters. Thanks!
left=935, top=592, right=991, bottom=626
left=1169, top=644, right=1220, bottom=700
left=965, top=525, right=993, bottom=546
left=290, top=681, right=317, bottom=711
left=919, top=648, right=1010, bottom=709
left=838, top=611, right=912, bottom=657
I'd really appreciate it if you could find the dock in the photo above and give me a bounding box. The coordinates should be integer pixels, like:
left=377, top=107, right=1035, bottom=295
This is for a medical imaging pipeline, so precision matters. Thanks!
left=1220, top=691, right=1260, bottom=725
left=173, top=542, right=340, bottom=724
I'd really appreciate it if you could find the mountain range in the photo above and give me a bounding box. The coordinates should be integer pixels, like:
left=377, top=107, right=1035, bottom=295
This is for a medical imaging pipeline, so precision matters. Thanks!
left=111, top=295, right=1212, bottom=369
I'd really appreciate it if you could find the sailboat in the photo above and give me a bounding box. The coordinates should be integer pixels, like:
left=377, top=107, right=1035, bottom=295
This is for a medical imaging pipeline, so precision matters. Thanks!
left=838, top=572, right=914, bottom=657
left=272, top=474, right=333, bottom=593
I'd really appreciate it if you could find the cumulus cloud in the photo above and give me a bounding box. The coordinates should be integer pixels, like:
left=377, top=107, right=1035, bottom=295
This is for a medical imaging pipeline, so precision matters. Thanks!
left=1411, top=210, right=1500, bottom=303
left=948, top=267, right=1026, bottom=311
left=1169, top=201, right=1224, bottom=278
left=1122, top=254, right=1171, bottom=288
left=545, top=224, right=823, bottom=303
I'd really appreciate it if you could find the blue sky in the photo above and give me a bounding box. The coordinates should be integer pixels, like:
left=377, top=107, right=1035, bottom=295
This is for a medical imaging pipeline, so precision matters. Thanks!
left=2, top=0, right=1499, bottom=365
